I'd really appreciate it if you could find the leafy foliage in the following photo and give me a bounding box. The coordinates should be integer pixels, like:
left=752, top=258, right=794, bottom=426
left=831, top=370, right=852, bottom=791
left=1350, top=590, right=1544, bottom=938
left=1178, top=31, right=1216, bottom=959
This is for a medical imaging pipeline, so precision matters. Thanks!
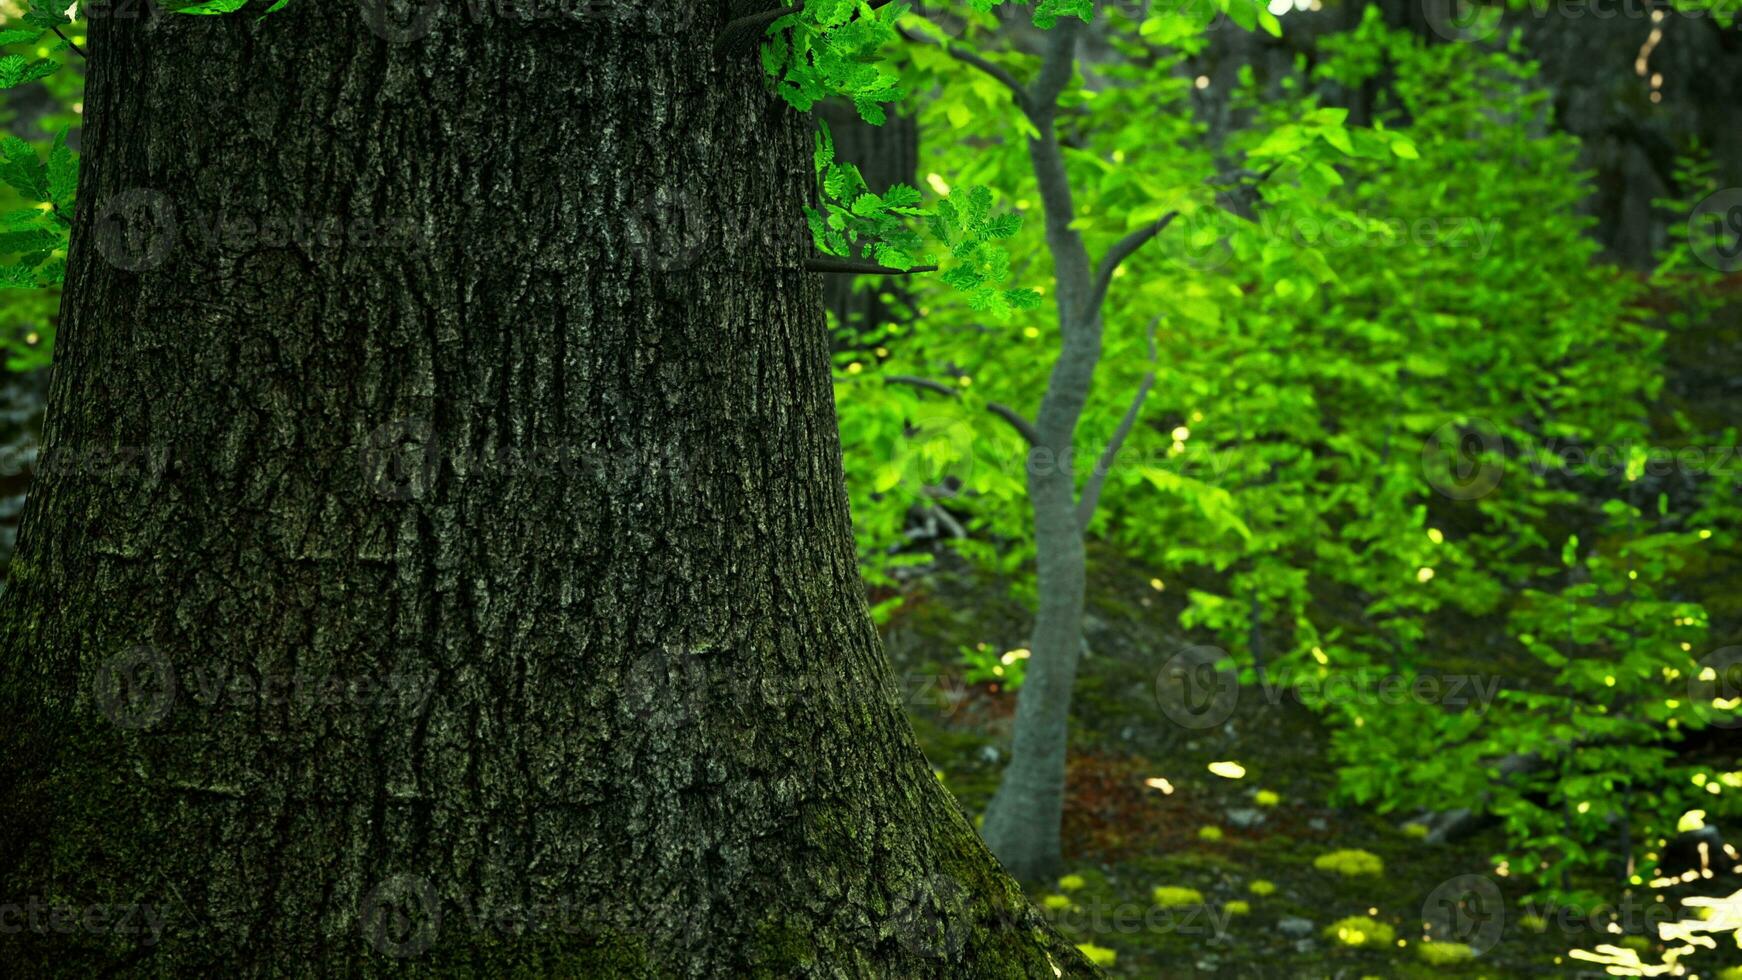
left=833, top=3, right=1738, bottom=909
left=810, top=120, right=1039, bottom=312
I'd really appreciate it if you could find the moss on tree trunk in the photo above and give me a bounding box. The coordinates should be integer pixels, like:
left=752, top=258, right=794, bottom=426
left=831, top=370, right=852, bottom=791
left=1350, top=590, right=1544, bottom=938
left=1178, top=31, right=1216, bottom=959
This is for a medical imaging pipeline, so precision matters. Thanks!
left=0, top=4, right=1094, bottom=976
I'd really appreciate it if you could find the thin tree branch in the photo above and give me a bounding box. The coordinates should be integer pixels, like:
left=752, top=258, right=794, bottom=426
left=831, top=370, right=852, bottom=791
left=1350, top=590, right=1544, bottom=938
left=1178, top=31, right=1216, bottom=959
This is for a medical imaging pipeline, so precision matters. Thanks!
left=884, top=374, right=1040, bottom=446
left=1076, top=316, right=1160, bottom=529
left=1077, top=164, right=1277, bottom=323
left=884, top=374, right=955, bottom=396
left=1081, top=211, right=1177, bottom=324
left=805, top=256, right=938, bottom=275
left=986, top=403, right=1043, bottom=447
left=895, top=27, right=1032, bottom=117
left=53, top=26, right=86, bottom=60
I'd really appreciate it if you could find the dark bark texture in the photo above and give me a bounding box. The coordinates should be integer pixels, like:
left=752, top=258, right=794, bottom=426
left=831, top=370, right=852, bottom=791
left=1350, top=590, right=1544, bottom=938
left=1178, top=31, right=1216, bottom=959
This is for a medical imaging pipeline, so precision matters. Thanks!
left=0, top=3, right=1093, bottom=977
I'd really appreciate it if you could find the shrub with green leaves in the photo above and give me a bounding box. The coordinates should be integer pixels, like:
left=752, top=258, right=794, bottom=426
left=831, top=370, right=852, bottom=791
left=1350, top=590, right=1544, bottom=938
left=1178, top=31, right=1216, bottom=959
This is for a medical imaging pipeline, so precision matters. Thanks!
left=832, top=4, right=1734, bottom=905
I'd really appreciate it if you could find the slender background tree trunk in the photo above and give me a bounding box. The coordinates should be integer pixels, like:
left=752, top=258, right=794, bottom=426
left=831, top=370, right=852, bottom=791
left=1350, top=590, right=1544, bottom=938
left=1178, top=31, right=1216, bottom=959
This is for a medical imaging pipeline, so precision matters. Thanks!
left=979, top=22, right=1099, bottom=884
left=0, top=4, right=1092, bottom=976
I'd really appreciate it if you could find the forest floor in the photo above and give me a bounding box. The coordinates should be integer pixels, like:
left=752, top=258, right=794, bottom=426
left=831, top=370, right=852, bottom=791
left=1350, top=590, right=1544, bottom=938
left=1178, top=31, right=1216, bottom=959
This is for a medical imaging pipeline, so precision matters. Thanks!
left=881, top=550, right=1739, bottom=979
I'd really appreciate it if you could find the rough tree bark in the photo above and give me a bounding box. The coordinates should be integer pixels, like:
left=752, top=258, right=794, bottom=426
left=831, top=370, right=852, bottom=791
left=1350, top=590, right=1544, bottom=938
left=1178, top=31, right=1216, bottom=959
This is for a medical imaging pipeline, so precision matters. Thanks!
left=0, top=3, right=1094, bottom=976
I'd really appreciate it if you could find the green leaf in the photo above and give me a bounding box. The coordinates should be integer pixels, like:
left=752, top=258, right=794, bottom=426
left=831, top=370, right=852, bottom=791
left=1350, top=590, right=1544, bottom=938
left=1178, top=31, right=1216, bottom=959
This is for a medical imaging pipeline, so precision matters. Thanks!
left=0, top=54, right=59, bottom=91
left=47, top=130, right=76, bottom=214
left=0, top=136, right=49, bottom=202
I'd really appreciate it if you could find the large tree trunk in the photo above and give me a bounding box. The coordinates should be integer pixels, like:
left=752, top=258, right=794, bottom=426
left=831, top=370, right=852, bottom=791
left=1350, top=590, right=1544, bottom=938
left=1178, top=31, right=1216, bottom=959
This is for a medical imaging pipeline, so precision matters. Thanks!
left=0, top=4, right=1091, bottom=976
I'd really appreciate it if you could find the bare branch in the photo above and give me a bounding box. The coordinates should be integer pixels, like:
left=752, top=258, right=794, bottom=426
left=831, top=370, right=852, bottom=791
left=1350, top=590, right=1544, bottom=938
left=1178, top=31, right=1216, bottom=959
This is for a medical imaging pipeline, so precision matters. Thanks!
left=53, top=26, right=86, bottom=60
left=987, top=403, right=1042, bottom=447
left=884, top=373, right=957, bottom=397
left=896, top=27, right=1032, bottom=117
left=884, top=374, right=1040, bottom=446
left=805, top=256, right=938, bottom=275
left=1076, top=317, right=1161, bottom=529
left=1081, top=211, right=1177, bottom=323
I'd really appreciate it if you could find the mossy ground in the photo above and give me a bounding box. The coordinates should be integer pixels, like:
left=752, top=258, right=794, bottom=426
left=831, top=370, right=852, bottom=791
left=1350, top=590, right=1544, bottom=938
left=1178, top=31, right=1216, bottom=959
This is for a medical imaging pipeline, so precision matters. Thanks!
left=881, top=551, right=1724, bottom=978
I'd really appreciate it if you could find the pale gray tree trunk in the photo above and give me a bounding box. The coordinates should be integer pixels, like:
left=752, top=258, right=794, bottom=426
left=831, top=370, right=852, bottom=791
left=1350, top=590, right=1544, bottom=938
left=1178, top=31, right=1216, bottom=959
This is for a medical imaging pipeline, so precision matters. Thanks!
left=975, top=17, right=1170, bottom=882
